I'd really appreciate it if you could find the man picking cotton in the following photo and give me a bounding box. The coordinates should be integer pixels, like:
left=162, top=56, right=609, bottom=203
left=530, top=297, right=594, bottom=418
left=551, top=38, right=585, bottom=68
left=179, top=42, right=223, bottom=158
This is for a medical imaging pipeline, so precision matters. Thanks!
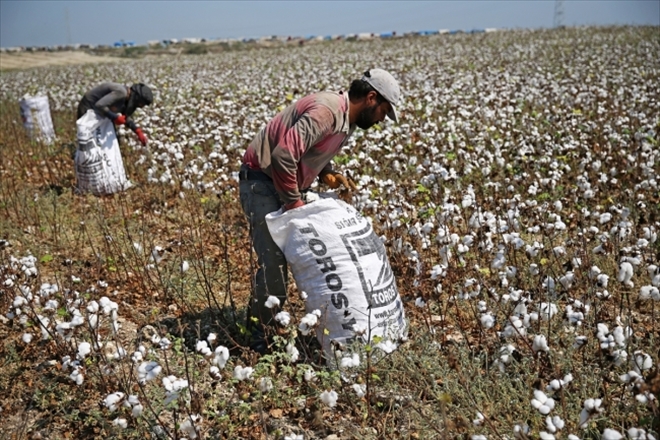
left=238, top=69, right=401, bottom=353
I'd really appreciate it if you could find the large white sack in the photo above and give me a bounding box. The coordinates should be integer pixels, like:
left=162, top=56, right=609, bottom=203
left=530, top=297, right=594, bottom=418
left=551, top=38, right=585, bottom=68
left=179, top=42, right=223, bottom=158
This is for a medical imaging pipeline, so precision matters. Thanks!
left=74, top=110, right=132, bottom=195
left=266, top=197, right=407, bottom=358
left=19, top=95, right=56, bottom=144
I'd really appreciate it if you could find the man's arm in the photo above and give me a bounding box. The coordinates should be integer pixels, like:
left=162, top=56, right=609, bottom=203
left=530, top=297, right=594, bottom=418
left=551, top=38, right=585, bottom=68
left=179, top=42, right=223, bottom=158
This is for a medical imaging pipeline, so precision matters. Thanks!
left=94, top=88, right=128, bottom=120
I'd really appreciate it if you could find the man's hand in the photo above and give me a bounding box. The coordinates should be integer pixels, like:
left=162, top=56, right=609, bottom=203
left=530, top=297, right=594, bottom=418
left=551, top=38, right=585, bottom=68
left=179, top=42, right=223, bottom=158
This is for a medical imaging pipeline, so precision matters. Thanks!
left=113, top=114, right=127, bottom=125
left=283, top=199, right=304, bottom=212
left=322, top=171, right=357, bottom=191
left=135, top=128, right=148, bottom=146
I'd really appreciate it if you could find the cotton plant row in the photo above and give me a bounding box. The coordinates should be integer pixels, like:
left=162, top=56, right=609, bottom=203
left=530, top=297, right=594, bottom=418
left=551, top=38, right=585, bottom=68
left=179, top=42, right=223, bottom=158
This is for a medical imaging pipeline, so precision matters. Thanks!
left=1, top=250, right=401, bottom=438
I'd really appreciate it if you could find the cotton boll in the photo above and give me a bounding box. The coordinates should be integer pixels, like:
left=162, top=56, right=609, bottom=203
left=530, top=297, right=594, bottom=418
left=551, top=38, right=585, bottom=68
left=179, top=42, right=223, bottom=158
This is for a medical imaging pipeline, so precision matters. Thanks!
left=617, top=261, right=634, bottom=287
left=352, top=383, right=366, bottom=398
left=531, top=389, right=555, bottom=414
left=212, top=346, right=229, bottom=368
left=259, top=377, right=273, bottom=393
left=286, top=343, right=299, bottom=362
left=601, top=429, right=623, bottom=440
left=104, top=392, right=125, bottom=412
left=233, top=365, right=254, bottom=381
left=265, top=295, right=281, bottom=309
left=533, top=335, right=550, bottom=353
left=627, top=427, right=656, bottom=439
left=632, top=351, right=653, bottom=373
left=639, top=285, right=660, bottom=301
left=275, top=311, right=291, bottom=326
left=319, top=390, right=338, bottom=408
left=376, top=340, right=398, bottom=354
left=480, top=313, right=495, bottom=329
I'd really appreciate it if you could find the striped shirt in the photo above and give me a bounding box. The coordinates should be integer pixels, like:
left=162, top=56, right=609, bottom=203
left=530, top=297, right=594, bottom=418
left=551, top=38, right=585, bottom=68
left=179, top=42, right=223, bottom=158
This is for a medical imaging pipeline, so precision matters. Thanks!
left=243, top=91, right=356, bottom=206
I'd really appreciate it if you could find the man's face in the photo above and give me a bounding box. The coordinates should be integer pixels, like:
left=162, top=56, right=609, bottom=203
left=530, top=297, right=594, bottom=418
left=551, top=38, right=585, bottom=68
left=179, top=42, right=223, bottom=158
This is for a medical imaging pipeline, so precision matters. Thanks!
left=355, top=94, right=392, bottom=130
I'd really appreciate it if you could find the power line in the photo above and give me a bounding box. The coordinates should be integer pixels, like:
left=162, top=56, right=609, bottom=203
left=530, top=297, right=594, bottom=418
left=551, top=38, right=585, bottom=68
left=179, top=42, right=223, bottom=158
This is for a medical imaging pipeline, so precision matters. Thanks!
left=553, top=0, right=565, bottom=28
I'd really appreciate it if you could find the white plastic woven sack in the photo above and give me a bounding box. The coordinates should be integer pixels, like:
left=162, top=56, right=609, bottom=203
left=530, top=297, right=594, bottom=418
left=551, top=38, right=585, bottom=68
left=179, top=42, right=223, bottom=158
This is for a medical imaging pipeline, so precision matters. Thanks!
left=74, top=110, right=132, bottom=195
left=266, top=197, right=407, bottom=358
left=19, top=95, right=56, bottom=144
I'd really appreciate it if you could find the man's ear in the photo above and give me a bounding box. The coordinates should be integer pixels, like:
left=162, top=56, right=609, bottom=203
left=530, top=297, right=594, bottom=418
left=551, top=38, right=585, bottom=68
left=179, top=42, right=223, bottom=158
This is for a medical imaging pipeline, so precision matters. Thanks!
left=366, top=90, right=378, bottom=106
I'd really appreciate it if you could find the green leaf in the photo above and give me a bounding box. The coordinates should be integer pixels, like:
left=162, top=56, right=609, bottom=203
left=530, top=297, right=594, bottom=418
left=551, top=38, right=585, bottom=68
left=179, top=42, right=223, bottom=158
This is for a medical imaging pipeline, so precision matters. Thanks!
left=40, top=254, right=53, bottom=263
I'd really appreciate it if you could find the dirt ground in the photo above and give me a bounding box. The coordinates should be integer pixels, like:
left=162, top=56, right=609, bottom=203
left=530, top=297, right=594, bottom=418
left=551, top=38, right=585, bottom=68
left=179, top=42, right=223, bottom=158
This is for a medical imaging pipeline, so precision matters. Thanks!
left=0, top=51, right=120, bottom=71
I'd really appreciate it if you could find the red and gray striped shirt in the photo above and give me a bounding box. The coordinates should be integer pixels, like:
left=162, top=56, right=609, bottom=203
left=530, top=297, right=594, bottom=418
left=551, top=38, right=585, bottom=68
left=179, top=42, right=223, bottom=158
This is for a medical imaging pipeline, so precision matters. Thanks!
left=243, top=91, right=356, bottom=207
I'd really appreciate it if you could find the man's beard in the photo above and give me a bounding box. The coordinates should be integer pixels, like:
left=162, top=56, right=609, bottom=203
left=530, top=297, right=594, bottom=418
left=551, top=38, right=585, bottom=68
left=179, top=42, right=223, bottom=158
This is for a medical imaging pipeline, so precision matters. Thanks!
left=355, top=103, right=379, bottom=130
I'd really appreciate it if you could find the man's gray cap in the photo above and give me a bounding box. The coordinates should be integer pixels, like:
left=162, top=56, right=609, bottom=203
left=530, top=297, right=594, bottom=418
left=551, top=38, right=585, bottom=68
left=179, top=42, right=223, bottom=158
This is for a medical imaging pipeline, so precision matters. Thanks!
left=361, top=68, right=401, bottom=122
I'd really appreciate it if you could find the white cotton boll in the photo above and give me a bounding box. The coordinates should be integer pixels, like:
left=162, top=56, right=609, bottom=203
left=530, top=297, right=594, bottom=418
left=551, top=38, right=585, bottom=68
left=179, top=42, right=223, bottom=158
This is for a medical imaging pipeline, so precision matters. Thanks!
left=352, top=383, right=366, bottom=398
left=533, top=335, right=549, bottom=353
left=472, top=436, right=487, bottom=440
left=618, top=262, right=634, bottom=287
left=375, top=340, right=397, bottom=354
left=633, top=351, right=653, bottom=373
left=137, top=361, right=161, bottom=383
left=319, top=390, right=338, bottom=408
left=132, top=404, right=143, bottom=418
left=415, top=297, right=426, bottom=307
left=104, top=392, right=125, bottom=412
left=550, top=415, right=565, bottom=430
left=539, top=303, right=558, bottom=320
left=22, top=333, right=33, bottom=343
left=259, top=377, right=273, bottom=393
left=539, top=432, right=556, bottom=440
left=298, top=312, right=319, bottom=335
left=567, top=435, right=581, bottom=440
left=209, top=366, right=221, bottom=380
left=284, top=435, right=304, bottom=440
left=553, top=246, right=566, bottom=257
left=113, top=418, right=128, bottom=429
left=265, top=295, right=280, bottom=309
left=78, top=342, right=92, bottom=359
left=620, top=370, right=642, bottom=384
left=596, top=274, right=609, bottom=288
left=70, top=367, right=84, bottom=385
left=233, top=365, right=254, bottom=381
left=639, top=286, right=660, bottom=301
left=480, top=313, right=495, bottom=329
left=195, top=340, right=211, bottom=356
left=207, top=333, right=217, bottom=344
left=340, top=353, right=360, bottom=369
left=304, top=369, right=317, bottom=382
left=529, top=264, right=540, bottom=275
left=628, top=427, right=656, bottom=440
left=179, top=415, right=200, bottom=439
left=599, top=213, right=612, bottom=224
left=602, top=429, right=623, bottom=440
left=212, top=346, right=229, bottom=368
left=181, top=260, right=190, bottom=273
left=559, top=272, right=575, bottom=289
left=286, top=343, right=299, bottom=362
left=275, top=311, right=291, bottom=326
left=473, top=411, right=485, bottom=426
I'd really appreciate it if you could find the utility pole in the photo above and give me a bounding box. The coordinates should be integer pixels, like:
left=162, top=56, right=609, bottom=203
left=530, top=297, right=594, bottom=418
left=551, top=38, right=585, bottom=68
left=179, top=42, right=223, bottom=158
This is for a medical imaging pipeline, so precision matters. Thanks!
left=65, top=7, right=72, bottom=45
left=553, top=0, right=565, bottom=28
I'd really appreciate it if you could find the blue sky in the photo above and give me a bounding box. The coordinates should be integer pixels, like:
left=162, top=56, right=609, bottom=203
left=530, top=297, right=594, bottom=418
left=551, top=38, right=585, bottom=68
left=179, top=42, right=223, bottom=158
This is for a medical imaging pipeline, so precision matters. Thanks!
left=1, top=1, right=658, bottom=48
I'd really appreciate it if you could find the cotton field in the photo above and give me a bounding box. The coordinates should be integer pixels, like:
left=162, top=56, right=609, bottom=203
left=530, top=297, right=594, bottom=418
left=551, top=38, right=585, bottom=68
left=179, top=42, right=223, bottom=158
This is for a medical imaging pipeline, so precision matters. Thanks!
left=0, top=26, right=658, bottom=439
